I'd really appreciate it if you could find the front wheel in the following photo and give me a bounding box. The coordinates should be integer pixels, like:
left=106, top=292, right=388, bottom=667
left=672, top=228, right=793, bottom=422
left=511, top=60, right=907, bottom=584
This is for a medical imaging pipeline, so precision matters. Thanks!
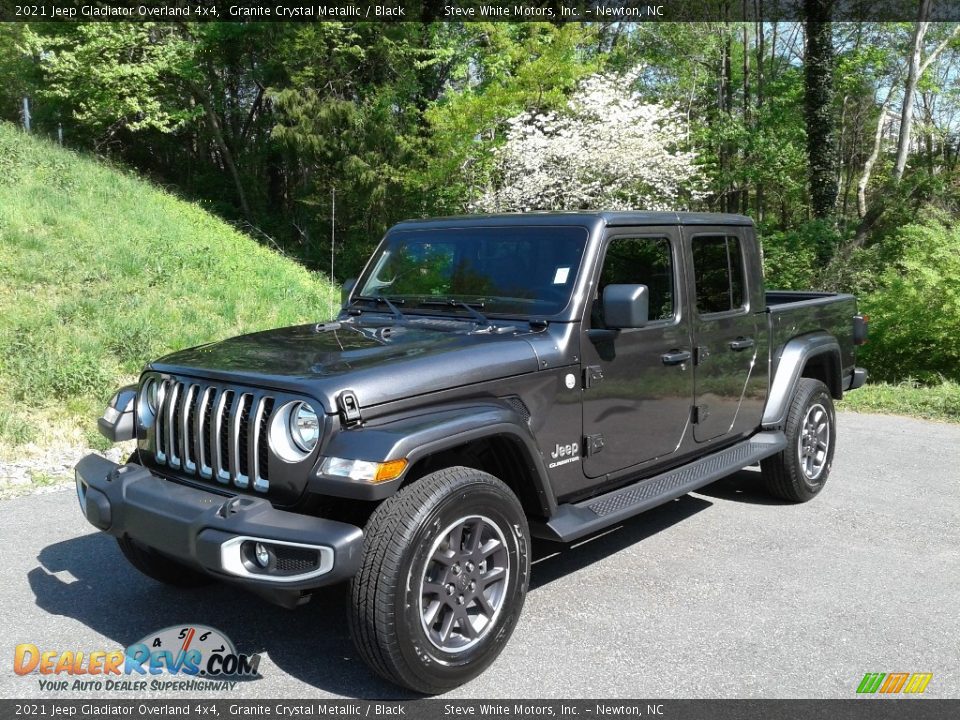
left=761, top=378, right=836, bottom=502
left=348, top=466, right=530, bottom=694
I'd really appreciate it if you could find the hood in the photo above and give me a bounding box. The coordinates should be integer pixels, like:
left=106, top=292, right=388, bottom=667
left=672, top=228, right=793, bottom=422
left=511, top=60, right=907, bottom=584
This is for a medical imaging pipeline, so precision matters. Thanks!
left=150, top=317, right=542, bottom=412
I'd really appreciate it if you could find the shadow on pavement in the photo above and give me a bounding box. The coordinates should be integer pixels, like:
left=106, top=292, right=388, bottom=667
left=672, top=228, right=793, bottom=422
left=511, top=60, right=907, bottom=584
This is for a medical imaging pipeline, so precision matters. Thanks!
left=29, top=492, right=712, bottom=696
left=528, top=493, right=712, bottom=590
left=695, top=467, right=790, bottom=506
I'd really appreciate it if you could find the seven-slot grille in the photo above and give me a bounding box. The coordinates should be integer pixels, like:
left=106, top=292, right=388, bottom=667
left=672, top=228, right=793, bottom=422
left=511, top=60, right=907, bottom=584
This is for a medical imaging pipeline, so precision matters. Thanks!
left=152, top=378, right=275, bottom=493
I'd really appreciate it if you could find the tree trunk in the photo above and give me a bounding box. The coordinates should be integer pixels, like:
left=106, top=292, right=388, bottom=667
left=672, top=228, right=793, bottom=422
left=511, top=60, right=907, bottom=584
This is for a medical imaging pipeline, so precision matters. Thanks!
left=894, top=0, right=932, bottom=182
left=803, top=0, right=838, bottom=220
left=193, top=84, right=252, bottom=221
left=755, top=2, right=765, bottom=222
left=742, top=13, right=751, bottom=214
left=857, top=85, right=895, bottom=218
left=921, top=91, right=935, bottom=173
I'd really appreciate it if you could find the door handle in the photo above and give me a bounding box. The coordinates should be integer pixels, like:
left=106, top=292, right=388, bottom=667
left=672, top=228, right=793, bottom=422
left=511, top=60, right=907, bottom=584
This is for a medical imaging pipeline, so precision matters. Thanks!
left=728, top=337, right=755, bottom=351
left=661, top=349, right=692, bottom=366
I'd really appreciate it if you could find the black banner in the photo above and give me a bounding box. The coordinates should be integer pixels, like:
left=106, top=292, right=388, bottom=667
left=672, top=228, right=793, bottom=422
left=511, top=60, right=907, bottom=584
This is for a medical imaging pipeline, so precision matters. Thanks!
left=2, top=0, right=960, bottom=23
left=3, top=700, right=959, bottom=720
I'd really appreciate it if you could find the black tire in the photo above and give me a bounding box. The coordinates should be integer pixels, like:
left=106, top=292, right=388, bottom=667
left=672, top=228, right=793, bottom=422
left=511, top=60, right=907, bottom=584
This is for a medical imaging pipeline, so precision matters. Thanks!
left=116, top=535, right=213, bottom=588
left=761, top=378, right=836, bottom=502
left=348, top=466, right=530, bottom=694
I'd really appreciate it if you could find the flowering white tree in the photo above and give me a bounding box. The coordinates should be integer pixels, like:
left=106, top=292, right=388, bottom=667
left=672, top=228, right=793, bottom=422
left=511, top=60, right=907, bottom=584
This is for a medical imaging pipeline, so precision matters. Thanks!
left=473, top=69, right=705, bottom=212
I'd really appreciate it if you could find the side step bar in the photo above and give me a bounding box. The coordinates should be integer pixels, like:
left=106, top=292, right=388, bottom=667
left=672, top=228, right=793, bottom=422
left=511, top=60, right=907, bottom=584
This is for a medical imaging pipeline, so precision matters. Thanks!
left=532, top=431, right=786, bottom=542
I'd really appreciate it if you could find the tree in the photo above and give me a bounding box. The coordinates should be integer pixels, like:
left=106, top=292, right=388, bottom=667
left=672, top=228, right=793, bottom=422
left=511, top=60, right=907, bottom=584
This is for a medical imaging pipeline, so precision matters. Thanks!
left=893, top=3, right=959, bottom=183
left=803, top=0, right=838, bottom=219
left=473, top=69, right=705, bottom=212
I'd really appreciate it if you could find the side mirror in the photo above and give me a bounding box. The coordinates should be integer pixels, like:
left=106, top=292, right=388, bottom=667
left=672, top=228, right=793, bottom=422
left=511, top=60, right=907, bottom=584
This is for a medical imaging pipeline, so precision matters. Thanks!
left=341, top=278, right=357, bottom=308
left=603, top=284, right=649, bottom=329
left=98, top=384, right=137, bottom=442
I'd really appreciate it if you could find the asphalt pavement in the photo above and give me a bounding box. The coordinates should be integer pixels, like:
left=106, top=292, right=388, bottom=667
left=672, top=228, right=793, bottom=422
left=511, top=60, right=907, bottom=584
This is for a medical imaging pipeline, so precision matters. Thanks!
left=1, top=412, right=957, bottom=699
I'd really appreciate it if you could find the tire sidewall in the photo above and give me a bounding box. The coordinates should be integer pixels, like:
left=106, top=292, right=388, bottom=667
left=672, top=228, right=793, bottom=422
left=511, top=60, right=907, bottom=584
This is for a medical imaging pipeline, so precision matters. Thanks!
left=393, top=478, right=529, bottom=690
left=790, top=382, right=836, bottom=495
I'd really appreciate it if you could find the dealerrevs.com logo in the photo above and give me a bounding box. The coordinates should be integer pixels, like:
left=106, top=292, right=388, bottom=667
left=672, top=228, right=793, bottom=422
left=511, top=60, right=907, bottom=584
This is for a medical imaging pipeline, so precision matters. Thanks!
left=14, top=625, right=260, bottom=692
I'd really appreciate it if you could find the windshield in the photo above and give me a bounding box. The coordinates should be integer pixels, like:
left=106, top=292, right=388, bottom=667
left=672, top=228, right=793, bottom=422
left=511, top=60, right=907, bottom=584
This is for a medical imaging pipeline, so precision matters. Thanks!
left=355, top=226, right=589, bottom=317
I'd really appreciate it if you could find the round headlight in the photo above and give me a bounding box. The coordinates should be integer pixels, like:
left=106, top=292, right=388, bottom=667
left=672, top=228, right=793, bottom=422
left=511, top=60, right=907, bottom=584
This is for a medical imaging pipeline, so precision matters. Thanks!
left=289, top=402, right=320, bottom=453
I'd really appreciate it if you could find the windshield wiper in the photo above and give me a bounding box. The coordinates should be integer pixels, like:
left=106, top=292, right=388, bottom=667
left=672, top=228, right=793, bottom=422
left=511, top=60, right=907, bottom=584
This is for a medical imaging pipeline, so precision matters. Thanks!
left=418, top=299, right=489, bottom=326
left=349, top=295, right=405, bottom=322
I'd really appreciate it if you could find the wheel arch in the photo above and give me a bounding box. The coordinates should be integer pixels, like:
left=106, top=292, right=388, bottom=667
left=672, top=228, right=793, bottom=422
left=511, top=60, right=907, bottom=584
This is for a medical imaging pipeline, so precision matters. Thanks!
left=403, top=432, right=552, bottom=520
left=309, top=400, right=556, bottom=518
left=762, top=332, right=842, bottom=429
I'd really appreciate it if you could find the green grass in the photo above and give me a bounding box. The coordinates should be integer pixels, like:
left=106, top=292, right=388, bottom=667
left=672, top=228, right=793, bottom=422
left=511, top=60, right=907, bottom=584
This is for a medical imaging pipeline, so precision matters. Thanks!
left=838, top=380, right=960, bottom=424
left=0, top=122, right=338, bottom=455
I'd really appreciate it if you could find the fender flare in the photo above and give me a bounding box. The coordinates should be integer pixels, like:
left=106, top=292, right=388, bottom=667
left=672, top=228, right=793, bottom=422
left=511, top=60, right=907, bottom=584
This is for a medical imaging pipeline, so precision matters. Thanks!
left=307, top=399, right=555, bottom=513
left=762, top=332, right=841, bottom=429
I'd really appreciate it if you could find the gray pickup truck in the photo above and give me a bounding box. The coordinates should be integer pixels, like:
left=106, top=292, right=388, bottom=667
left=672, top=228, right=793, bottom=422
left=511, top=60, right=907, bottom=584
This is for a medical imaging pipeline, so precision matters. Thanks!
left=76, top=212, right=867, bottom=693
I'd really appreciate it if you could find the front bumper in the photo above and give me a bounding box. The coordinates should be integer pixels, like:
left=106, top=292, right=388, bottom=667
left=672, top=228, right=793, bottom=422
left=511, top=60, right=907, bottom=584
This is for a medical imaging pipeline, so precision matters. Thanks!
left=74, top=454, right=364, bottom=600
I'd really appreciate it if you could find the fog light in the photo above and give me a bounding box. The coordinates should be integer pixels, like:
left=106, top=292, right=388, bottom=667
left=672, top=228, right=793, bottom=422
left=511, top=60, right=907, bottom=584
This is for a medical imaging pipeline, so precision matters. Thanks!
left=255, top=542, right=272, bottom=568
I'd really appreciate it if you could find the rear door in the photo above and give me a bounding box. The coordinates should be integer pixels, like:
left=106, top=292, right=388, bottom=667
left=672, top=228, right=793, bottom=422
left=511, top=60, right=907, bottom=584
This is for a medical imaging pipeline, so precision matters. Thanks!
left=687, top=228, right=763, bottom=442
left=581, top=226, right=694, bottom=478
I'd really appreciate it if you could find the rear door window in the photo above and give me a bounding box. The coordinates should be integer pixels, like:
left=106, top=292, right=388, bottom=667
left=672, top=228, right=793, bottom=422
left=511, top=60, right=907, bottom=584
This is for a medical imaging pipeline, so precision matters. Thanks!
left=691, top=235, right=746, bottom=314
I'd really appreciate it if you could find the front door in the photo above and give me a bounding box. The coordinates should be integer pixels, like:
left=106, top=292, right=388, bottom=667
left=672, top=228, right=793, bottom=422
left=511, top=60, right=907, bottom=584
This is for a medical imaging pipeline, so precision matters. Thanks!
left=687, top=229, right=761, bottom=442
left=581, top=227, right=694, bottom=478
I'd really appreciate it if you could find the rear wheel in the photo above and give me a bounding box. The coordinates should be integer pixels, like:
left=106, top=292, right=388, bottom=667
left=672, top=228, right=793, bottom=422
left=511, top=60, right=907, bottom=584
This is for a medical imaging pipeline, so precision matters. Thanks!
left=348, top=466, right=529, bottom=694
left=116, top=536, right=212, bottom=587
left=761, top=378, right=836, bottom=502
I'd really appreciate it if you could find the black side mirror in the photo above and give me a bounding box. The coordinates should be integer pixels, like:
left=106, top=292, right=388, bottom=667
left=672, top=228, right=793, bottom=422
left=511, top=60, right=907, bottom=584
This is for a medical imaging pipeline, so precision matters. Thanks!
left=603, top=284, right=649, bottom=329
left=341, top=278, right=357, bottom=308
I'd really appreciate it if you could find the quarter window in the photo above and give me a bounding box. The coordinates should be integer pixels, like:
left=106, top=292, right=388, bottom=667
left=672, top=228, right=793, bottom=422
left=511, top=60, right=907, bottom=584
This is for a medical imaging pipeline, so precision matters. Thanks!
left=692, top=235, right=746, bottom=314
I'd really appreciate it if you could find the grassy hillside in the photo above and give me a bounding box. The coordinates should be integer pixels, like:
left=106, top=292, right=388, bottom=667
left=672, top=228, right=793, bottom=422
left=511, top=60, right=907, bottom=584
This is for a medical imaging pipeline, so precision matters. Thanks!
left=0, top=123, right=338, bottom=457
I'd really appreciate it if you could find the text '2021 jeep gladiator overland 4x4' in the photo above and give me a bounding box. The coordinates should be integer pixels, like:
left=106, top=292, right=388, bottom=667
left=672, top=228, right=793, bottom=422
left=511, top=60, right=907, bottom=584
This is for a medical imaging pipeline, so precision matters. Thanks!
left=76, top=212, right=868, bottom=693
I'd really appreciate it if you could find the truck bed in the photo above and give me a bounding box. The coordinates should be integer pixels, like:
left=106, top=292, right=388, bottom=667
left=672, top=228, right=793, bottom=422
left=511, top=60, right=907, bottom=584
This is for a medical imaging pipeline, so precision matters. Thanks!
left=766, top=289, right=859, bottom=392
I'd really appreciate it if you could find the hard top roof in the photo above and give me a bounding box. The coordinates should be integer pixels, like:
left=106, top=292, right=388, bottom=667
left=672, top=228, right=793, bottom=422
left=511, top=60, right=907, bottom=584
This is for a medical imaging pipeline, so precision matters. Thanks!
left=393, top=211, right=753, bottom=230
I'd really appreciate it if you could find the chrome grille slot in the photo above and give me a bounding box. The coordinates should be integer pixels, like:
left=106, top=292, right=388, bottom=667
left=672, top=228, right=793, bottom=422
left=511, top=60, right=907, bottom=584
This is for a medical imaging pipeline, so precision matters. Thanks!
left=230, top=393, right=251, bottom=489
left=155, top=380, right=168, bottom=464
left=215, top=390, right=234, bottom=483
left=196, top=387, right=214, bottom=479
left=255, top=397, right=274, bottom=492
left=201, top=389, right=216, bottom=478
left=181, top=384, right=198, bottom=473
left=151, top=378, right=275, bottom=493
left=165, top=381, right=181, bottom=469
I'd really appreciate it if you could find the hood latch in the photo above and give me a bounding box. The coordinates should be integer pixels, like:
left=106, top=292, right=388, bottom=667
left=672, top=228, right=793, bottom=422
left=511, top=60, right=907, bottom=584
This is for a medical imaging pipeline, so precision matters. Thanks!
left=337, top=390, right=362, bottom=426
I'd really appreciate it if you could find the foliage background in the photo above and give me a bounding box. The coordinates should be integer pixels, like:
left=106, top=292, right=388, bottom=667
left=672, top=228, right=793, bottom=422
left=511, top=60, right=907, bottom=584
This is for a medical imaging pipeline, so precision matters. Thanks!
left=2, top=18, right=960, bottom=434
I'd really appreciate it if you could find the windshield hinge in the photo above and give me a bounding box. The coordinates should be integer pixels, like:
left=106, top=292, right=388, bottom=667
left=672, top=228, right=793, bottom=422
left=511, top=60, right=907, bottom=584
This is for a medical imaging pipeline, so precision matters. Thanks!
left=337, top=390, right=362, bottom=426
left=691, top=405, right=709, bottom=424
left=584, top=434, right=605, bottom=456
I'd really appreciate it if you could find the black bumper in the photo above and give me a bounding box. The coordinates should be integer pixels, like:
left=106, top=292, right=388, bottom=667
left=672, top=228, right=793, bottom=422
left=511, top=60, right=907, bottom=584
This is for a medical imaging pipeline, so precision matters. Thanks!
left=74, top=454, right=364, bottom=599
left=847, top=367, right=868, bottom=391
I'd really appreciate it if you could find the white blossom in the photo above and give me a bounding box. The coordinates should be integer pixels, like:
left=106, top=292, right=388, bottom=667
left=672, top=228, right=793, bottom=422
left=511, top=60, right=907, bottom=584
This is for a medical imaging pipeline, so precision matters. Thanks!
left=473, top=68, right=706, bottom=213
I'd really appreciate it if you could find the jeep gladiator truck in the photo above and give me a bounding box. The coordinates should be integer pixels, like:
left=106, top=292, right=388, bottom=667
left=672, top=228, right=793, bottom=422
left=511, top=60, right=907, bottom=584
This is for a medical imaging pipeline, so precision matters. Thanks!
left=76, top=212, right=868, bottom=693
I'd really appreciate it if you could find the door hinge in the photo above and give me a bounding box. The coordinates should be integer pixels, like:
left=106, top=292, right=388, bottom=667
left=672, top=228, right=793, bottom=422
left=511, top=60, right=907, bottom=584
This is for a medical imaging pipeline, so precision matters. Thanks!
left=585, top=433, right=605, bottom=456
left=583, top=365, right=604, bottom=389
left=691, top=405, right=709, bottom=424
left=694, top=346, right=711, bottom=365
left=337, top=390, right=362, bottom=426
